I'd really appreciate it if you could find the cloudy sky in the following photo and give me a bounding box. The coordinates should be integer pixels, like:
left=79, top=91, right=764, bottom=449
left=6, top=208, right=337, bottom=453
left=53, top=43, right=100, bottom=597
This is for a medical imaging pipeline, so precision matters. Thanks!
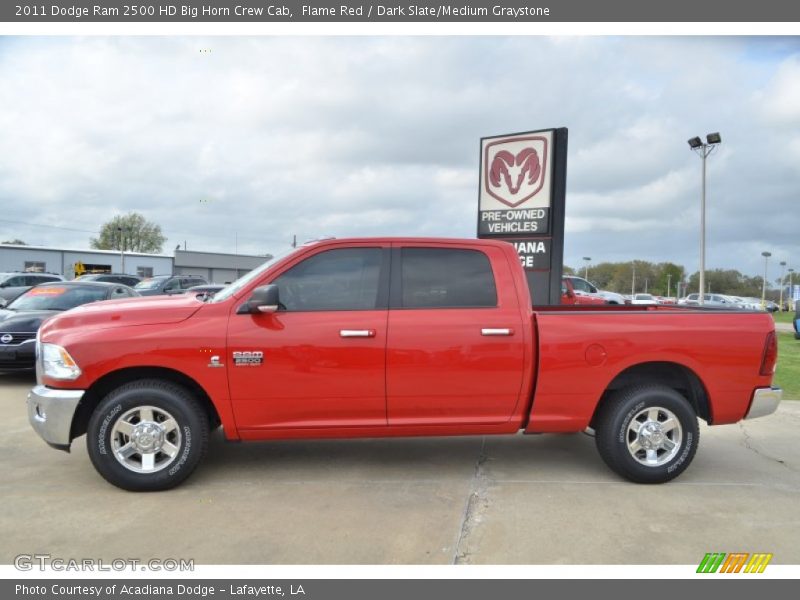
left=0, top=36, right=798, bottom=277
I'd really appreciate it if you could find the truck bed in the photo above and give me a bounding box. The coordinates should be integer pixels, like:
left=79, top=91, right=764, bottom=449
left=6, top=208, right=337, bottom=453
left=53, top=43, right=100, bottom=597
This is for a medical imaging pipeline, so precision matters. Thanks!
left=526, top=305, right=775, bottom=432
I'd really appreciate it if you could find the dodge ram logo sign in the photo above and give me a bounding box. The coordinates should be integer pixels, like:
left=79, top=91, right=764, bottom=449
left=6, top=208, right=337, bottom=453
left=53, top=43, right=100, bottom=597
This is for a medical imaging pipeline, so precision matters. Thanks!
left=478, top=130, right=555, bottom=237
left=485, top=137, right=548, bottom=208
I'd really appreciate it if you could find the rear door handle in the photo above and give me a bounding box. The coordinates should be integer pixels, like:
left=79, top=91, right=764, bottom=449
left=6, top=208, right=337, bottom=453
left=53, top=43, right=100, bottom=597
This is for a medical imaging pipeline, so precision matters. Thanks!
left=340, top=329, right=376, bottom=338
left=481, top=328, right=514, bottom=336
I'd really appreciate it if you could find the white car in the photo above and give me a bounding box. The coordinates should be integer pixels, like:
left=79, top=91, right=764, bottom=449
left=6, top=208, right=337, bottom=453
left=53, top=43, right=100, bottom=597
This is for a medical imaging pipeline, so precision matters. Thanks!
left=631, top=293, right=658, bottom=306
left=598, top=290, right=626, bottom=304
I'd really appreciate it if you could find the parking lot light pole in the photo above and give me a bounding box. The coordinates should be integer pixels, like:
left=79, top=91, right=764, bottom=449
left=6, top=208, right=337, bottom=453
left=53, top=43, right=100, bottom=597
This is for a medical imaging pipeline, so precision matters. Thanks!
left=779, top=261, right=787, bottom=311
left=761, top=251, right=771, bottom=309
left=117, top=226, right=126, bottom=274
left=583, top=256, right=591, bottom=280
left=688, top=133, right=721, bottom=306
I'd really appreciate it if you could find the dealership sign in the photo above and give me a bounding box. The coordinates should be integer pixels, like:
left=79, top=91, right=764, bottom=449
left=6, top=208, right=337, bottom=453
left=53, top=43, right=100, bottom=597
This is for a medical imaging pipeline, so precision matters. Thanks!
left=478, top=128, right=568, bottom=305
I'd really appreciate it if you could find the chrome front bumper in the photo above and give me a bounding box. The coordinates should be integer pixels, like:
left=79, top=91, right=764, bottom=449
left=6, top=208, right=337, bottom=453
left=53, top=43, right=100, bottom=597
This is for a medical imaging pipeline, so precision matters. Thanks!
left=745, top=387, right=782, bottom=420
left=27, top=385, right=84, bottom=451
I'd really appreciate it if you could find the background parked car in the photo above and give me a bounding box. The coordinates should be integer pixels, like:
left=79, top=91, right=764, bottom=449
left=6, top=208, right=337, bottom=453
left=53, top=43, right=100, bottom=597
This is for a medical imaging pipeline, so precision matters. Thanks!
left=0, top=272, right=65, bottom=305
left=795, top=306, right=800, bottom=340
left=678, top=293, right=740, bottom=309
left=597, top=290, right=626, bottom=304
left=631, top=293, right=658, bottom=306
left=184, top=283, right=226, bottom=299
left=561, top=276, right=607, bottom=305
left=739, top=297, right=767, bottom=311
left=75, top=273, right=142, bottom=287
left=0, top=281, right=140, bottom=372
left=133, top=275, right=208, bottom=296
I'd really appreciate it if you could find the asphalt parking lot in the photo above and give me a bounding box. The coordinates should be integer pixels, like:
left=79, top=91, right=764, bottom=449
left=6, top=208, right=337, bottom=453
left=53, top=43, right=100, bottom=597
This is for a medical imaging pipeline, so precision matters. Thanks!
left=2, top=372, right=799, bottom=565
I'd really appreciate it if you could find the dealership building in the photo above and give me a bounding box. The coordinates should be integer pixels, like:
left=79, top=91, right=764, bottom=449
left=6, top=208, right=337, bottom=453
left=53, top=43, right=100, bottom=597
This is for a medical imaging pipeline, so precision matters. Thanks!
left=0, top=243, right=270, bottom=283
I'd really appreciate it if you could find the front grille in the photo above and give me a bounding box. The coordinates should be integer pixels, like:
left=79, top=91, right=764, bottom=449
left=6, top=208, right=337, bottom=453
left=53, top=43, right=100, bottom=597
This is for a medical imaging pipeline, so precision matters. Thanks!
left=0, top=332, right=36, bottom=345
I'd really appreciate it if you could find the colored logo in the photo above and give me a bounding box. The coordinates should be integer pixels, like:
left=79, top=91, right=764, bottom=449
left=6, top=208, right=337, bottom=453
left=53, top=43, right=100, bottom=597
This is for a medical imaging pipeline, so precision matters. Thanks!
left=484, top=136, right=548, bottom=208
left=697, top=552, right=773, bottom=573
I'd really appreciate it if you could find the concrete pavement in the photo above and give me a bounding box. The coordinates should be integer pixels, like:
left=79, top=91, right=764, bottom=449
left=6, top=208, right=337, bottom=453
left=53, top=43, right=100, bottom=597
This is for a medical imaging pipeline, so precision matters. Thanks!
left=2, top=372, right=799, bottom=565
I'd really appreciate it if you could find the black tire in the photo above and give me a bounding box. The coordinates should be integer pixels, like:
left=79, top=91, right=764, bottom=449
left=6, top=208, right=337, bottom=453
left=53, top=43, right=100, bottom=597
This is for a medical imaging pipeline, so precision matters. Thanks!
left=87, top=379, right=209, bottom=491
left=595, top=384, right=699, bottom=484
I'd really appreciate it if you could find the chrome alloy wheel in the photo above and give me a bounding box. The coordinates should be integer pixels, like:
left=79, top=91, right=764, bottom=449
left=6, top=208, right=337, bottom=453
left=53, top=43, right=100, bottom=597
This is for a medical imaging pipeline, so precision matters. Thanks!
left=110, top=405, right=182, bottom=473
left=626, top=406, right=683, bottom=467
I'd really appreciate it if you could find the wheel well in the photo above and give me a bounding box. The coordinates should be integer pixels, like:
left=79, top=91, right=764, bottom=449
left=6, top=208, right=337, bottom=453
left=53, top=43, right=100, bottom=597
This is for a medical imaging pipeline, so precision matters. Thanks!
left=591, top=362, right=712, bottom=426
left=70, top=367, right=221, bottom=441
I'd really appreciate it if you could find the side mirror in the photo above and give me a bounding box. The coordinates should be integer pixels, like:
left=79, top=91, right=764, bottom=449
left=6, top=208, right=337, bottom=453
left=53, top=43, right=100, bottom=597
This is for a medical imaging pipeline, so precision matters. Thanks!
left=590, top=286, right=598, bottom=294
left=237, top=284, right=280, bottom=315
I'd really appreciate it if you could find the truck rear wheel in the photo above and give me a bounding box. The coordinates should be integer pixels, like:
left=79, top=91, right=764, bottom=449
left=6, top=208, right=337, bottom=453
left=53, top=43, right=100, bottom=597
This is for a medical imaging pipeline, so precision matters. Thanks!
left=595, top=384, right=699, bottom=483
left=87, top=379, right=209, bottom=491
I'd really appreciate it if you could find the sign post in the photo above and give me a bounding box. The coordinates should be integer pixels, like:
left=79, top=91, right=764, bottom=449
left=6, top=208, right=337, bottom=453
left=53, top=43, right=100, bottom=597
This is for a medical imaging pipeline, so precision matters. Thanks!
left=477, top=127, right=568, bottom=305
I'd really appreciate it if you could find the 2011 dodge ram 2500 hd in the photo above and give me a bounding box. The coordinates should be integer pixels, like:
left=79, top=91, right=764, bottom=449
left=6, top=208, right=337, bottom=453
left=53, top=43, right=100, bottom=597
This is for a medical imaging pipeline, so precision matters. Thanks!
left=28, top=238, right=781, bottom=491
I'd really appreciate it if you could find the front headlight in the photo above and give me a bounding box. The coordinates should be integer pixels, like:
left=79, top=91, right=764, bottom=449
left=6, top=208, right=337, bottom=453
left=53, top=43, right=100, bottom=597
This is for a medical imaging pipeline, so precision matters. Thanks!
left=41, top=343, right=82, bottom=380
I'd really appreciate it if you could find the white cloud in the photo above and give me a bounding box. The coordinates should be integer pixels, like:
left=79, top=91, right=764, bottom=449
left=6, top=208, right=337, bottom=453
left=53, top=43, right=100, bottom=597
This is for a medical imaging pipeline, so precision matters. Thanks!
left=0, top=36, right=797, bottom=276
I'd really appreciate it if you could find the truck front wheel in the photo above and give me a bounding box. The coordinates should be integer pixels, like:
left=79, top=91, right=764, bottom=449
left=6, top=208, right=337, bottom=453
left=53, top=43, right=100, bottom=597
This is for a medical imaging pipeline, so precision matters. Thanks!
left=594, top=385, right=699, bottom=483
left=87, top=379, right=209, bottom=491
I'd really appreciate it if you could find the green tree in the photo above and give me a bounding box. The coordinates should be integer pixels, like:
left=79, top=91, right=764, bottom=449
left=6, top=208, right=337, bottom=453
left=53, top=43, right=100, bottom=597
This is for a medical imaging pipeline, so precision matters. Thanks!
left=652, top=262, right=685, bottom=297
left=91, top=213, right=166, bottom=254
left=686, top=269, right=764, bottom=297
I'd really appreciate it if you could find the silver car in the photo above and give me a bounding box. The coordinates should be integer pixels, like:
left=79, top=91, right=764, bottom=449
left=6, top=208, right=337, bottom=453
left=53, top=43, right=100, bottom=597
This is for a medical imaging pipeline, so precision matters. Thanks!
left=679, top=293, right=740, bottom=309
left=0, top=272, right=65, bottom=305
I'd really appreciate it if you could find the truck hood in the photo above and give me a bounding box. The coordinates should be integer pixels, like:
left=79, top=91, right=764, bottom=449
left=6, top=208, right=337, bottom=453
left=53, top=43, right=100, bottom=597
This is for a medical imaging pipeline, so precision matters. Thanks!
left=41, top=294, right=205, bottom=333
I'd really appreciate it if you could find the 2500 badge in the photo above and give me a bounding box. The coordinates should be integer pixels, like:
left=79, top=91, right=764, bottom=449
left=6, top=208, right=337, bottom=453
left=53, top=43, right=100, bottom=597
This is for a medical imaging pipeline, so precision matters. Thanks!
left=232, top=351, right=263, bottom=367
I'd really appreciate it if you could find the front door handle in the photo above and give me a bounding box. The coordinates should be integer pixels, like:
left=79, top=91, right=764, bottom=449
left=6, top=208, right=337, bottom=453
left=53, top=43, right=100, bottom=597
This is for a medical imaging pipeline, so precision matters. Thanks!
left=481, top=328, right=514, bottom=336
left=340, top=329, right=376, bottom=338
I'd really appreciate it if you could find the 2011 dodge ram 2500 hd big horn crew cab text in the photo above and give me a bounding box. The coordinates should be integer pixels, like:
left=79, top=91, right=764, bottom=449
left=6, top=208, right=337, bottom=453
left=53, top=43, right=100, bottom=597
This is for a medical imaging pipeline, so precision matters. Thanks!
left=28, top=238, right=781, bottom=491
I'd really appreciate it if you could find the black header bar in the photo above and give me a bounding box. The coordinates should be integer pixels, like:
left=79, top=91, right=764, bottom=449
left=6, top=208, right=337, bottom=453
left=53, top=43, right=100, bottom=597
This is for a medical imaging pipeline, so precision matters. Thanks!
left=4, top=0, right=800, bottom=23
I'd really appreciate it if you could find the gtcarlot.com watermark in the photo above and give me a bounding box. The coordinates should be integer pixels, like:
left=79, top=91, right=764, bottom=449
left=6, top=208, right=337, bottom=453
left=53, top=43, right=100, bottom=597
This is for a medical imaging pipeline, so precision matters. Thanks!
left=14, top=553, right=194, bottom=572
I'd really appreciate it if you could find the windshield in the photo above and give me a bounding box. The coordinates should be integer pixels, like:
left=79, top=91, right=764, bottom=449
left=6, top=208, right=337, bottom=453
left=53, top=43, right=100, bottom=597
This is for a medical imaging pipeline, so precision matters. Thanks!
left=134, top=278, right=166, bottom=290
left=9, top=286, right=107, bottom=311
left=211, top=247, right=300, bottom=303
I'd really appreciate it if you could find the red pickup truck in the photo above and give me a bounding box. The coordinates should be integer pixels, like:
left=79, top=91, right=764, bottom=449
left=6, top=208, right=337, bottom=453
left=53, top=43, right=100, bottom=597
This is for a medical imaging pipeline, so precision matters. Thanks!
left=28, top=237, right=781, bottom=491
left=561, top=275, right=608, bottom=305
